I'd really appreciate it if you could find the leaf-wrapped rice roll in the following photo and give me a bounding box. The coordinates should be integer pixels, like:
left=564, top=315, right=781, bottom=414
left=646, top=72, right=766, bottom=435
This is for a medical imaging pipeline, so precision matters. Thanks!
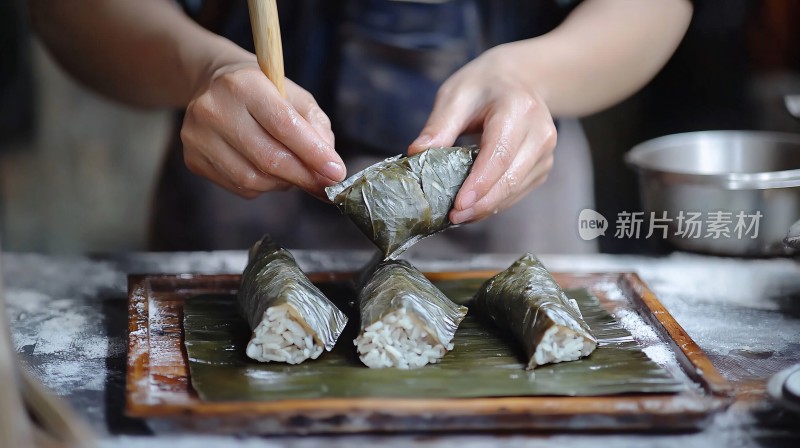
left=355, top=260, right=468, bottom=369
left=325, top=146, right=478, bottom=259
left=238, top=235, right=348, bottom=364
left=473, top=254, right=597, bottom=369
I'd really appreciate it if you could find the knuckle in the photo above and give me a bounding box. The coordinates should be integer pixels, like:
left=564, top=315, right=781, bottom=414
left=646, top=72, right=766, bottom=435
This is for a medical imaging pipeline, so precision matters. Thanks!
left=179, top=125, right=194, bottom=148
left=236, top=170, right=266, bottom=192
left=535, top=173, right=550, bottom=188
left=542, top=122, right=558, bottom=149
left=435, top=78, right=469, bottom=104
left=210, top=159, right=241, bottom=185
left=268, top=106, right=299, bottom=140
left=490, top=139, right=513, bottom=167
left=273, top=180, right=293, bottom=192
left=309, top=106, right=331, bottom=126
left=500, top=170, right=519, bottom=196
left=255, top=147, right=289, bottom=174
left=187, top=94, right=218, bottom=124
left=218, top=70, right=248, bottom=95
left=543, top=154, right=555, bottom=171
left=436, top=82, right=454, bottom=100
left=504, top=169, right=520, bottom=187
left=507, top=94, right=536, bottom=114
left=183, top=153, right=203, bottom=175
left=297, top=89, right=315, bottom=106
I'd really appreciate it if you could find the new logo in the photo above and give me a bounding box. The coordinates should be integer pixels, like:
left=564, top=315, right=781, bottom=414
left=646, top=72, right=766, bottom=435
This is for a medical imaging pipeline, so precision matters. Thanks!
left=578, top=209, right=608, bottom=241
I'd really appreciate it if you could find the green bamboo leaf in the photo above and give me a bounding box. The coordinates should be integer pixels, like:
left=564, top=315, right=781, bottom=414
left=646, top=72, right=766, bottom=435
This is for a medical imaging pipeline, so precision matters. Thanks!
left=325, top=147, right=478, bottom=259
left=354, top=260, right=468, bottom=368
left=237, top=235, right=348, bottom=363
left=184, top=279, right=685, bottom=401
left=473, top=254, right=597, bottom=369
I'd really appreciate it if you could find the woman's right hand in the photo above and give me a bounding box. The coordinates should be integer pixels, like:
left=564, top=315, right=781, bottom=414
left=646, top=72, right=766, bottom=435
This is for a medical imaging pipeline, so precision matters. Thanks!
left=181, top=59, right=346, bottom=199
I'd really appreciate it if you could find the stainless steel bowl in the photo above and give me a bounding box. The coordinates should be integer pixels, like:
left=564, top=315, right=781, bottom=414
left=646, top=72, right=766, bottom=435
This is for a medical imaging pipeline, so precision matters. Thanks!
left=625, top=131, right=800, bottom=256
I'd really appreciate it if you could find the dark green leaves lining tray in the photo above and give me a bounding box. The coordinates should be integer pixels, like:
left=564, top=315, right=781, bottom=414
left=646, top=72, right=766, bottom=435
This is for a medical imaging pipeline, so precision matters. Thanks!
left=183, top=278, right=685, bottom=402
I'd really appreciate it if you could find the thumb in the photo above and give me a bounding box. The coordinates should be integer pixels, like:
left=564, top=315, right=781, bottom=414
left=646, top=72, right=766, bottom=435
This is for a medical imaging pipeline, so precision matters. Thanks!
left=408, top=88, right=478, bottom=155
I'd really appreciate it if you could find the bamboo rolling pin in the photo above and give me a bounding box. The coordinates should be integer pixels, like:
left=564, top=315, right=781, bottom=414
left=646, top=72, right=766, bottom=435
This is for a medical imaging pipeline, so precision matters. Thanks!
left=247, top=0, right=286, bottom=98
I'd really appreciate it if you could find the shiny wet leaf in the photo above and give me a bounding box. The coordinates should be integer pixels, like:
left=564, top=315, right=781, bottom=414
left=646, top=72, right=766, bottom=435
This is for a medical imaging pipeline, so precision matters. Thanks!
left=184, top=280, right=685, bottom=401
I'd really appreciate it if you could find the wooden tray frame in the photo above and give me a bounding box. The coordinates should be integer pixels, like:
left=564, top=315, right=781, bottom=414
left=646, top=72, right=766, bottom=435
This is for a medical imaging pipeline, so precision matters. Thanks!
left=126, top=271, right=732, bottom=434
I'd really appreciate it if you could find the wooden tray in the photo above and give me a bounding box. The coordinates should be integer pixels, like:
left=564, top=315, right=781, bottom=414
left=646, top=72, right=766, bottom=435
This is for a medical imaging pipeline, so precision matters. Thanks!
left=126, top=271, right=732, bottom=434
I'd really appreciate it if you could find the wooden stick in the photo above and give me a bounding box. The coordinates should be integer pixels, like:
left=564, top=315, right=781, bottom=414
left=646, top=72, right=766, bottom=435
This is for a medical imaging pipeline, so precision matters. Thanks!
left=0, top=258, right=36, bottom=448
left=20, top=366, right=96, bottom=447
left=1, top=243, right=95, bottom=448
left=247, top=0, right=286, bottom=98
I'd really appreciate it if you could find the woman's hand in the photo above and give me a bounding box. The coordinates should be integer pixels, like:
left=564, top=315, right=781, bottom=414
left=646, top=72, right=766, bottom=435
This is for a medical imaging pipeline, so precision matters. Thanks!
left=408, top=45, right=557, bottom=224
left=407, top=0, right=693, bottom=225
left=181, top=59, right=346, bottom=199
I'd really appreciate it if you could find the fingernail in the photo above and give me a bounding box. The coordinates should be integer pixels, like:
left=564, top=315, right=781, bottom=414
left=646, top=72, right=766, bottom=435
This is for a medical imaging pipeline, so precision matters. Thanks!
left=458, top=190, right=477, bottom=210
left=451, top=208, right=474, bottom=224
left=321, top=161, right=346, bottom=181
left=412, top=134, right=433, bottom=148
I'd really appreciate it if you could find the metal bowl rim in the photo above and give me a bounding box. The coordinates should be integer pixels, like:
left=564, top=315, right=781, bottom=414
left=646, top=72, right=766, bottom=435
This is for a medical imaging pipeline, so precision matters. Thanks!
left=625, top=131, right=800, bottom=190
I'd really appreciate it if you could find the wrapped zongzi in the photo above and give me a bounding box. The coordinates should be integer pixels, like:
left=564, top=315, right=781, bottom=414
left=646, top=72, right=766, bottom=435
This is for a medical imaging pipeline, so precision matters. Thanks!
left=355, top=260, right=468, bottom=369
left=473, top=254, right=597, bottom=369
left=325, top=146, right=478, bottom=259
left=238, top=235, right=348, bottom=364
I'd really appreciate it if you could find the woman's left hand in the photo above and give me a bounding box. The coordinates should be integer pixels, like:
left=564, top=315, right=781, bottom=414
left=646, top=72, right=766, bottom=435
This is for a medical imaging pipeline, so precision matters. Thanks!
left=408, top=44, right=557, bottom=225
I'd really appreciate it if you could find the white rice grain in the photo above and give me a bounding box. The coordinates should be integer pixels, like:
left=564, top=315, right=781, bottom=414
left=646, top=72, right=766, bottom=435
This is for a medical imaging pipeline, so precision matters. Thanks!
left=355, top=307, right=449, bottom=369
left=532, top=325, right=596, bottom=367
left=246, top=304, right=324, bottom=364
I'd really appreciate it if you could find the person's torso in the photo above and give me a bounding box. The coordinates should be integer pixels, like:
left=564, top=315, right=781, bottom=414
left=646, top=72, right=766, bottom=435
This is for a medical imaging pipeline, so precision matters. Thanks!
left=180, top=0, right=576, bottom=155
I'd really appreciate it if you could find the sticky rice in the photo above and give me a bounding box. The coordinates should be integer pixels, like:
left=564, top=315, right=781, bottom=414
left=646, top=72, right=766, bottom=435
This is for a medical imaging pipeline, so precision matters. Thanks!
left=239, top=235, right=348, bottom=364
left=473, top=254, right=597, bottom=369
left=245, top=304, right=325, bottom=364
left=355, top=260, right=467, bottom=369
